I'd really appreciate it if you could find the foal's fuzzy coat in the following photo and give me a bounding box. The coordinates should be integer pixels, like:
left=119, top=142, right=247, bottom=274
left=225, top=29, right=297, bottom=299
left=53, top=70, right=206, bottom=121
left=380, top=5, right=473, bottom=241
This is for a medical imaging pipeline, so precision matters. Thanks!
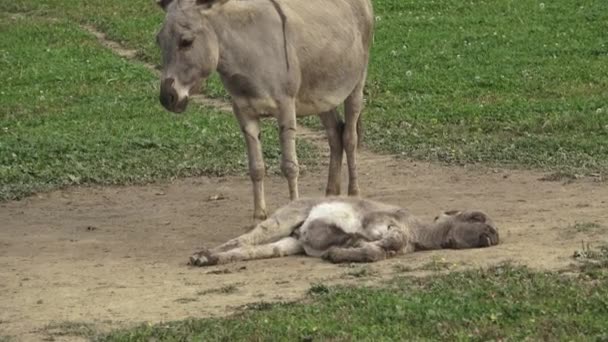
left=189, top=197, right=499, bottom=266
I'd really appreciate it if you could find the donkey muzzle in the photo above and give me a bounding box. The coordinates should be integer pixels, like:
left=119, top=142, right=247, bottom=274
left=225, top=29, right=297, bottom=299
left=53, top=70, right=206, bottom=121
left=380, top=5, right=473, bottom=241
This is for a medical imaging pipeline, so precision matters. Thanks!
left=159, top=77, right=188, bottom=113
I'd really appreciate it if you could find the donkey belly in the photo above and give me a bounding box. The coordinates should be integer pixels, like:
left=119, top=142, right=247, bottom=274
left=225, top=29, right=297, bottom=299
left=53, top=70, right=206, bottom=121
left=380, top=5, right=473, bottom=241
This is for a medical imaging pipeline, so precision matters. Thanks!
left=294, top=45, right=366, bottom=115
left=298, top=201, right=363, bottom=256
left=286, top=0, right=372, bottom=115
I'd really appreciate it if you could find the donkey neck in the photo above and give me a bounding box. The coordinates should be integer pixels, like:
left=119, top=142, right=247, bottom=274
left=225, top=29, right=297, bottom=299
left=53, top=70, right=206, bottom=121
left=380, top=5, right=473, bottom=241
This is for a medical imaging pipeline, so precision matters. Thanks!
left=205, top=2, right=288, bottom=77
left=409, top=221, right=451, bottom=251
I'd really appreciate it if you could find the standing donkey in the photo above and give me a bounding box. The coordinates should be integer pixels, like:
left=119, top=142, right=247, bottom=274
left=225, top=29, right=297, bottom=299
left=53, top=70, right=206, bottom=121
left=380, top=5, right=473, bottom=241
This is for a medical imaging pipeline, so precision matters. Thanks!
left=155, top=0, right=374, bottom=219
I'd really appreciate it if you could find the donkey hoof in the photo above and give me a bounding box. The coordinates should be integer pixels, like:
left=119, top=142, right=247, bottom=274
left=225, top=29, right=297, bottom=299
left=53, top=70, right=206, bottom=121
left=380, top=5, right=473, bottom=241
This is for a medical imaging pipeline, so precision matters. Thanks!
left=253, top=211, right=268, bottom=221
left=189, top=248, right=217, bottom=267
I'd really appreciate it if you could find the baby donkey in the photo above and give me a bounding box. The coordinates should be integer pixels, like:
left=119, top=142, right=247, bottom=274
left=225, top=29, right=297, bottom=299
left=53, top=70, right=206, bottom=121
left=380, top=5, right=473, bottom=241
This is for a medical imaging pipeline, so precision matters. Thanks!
left=189, top=197, right=499, bottom=266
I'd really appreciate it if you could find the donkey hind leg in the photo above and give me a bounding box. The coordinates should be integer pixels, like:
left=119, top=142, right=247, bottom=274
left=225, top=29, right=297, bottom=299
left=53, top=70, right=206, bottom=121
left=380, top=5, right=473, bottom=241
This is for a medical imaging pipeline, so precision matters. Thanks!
left=343, top=77, right=365, bottom=196
left=277, top=98, right=299, bottom=200
left=190, top=237, right=303, bottom=267
left=319, top=109, right=344, bottom=196
left=210, top=199, right=314, bottom=253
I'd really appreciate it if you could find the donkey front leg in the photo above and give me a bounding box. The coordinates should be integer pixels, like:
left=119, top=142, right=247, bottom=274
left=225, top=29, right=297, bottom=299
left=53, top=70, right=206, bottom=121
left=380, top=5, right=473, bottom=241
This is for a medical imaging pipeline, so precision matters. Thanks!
left=277, top=99, right=299, bottom=200
left=190, top=237, right=304, bottom=266
left=235, top=104, right=267, bottom=220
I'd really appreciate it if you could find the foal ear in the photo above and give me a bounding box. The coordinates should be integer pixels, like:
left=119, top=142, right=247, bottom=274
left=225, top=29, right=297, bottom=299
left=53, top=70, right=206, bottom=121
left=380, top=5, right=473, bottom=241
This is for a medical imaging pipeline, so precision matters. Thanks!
left=156, top=0, right=174, bottom=11
left=462, top=211, right=488, bottom=223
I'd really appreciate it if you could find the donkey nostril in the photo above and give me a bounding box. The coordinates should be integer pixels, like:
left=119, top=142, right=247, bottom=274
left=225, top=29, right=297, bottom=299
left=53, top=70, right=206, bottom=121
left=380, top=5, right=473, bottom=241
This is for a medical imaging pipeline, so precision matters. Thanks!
left=164, top=77, right=175, bottom=88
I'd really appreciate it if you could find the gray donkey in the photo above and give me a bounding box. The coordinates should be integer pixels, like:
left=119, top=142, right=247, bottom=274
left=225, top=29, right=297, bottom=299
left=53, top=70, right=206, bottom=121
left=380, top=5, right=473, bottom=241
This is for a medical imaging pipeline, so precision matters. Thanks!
left=156, top=0, right=374, bottom=219
left=189, top=197, right=500, bottom=266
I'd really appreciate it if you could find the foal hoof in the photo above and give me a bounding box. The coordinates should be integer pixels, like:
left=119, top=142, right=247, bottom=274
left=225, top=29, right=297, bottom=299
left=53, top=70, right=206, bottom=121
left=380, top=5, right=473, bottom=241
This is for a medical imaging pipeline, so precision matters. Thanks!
left=189, top=248, right=218, bottom=267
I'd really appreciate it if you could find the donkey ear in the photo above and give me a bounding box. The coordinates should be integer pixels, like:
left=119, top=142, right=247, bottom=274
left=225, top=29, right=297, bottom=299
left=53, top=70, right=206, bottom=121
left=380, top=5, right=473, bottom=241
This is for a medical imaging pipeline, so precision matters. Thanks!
left=156, top=0, right=174, bottom=11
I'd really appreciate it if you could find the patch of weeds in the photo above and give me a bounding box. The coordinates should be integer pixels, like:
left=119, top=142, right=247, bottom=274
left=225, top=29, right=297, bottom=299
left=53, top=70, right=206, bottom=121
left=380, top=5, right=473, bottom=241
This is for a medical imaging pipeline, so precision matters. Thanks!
left=392, top=263, right=414, bottom=273
left=562, top=222, right=606, bottom=238
left=571, top=222, right=605, bottom=234
left=241, top=301, right=276, bottom=311
left=307, top=283, right=330, bottom=296
left=418, top=257, right=454, bottom=272
left=573, top=243, right=608, bottom=280
left=197, top=283, right=240, bottom=296
left=539, top=171, right=579, bottom=183
left=343, top=266, right=376, bottom=278
left=175, top=297, right=198, bottom=304
left=0, top=336, right=13, bottom=342
left=43, top=321, right=97, bottom=338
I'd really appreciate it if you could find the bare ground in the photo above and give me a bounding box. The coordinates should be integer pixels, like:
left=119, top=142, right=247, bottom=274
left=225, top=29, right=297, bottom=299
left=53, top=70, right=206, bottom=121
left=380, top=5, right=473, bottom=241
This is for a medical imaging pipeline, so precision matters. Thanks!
left=2, top=22, right=608, bottom=342
left=1, top=152, right=608, bottom=341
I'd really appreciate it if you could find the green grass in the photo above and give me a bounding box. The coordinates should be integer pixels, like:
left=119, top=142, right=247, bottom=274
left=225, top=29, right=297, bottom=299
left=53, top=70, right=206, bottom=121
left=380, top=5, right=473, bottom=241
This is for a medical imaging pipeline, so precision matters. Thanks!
left=574, top=244, right=608, bottom=280
left=4, top=0, right=608, bottom=176
left=196, top=284, right=240, bottom=296
left=0, top=15, right=317, bottom=200
left=570, top=222, right=605, bottom=234
left=99, top=264, right=608, bottom=341
left=43, top=321, right=98, bottom=339
left=366, top=0, right=608, bottom=172
left=0, top=0, right=228, bottom=99
left=2, top=2, right=608, bottom=340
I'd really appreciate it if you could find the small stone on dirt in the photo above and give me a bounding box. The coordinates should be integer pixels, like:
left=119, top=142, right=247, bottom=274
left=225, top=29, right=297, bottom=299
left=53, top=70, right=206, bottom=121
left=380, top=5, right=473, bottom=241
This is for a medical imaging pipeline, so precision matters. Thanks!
left=207, top=194, right=227, bottom=201
left=206, top=269, right=232, bottom=275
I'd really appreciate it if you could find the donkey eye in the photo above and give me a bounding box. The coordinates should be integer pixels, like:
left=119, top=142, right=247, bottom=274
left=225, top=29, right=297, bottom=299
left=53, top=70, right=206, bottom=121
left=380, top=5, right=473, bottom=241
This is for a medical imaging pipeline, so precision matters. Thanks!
left=179, top=37, right=193, bottom=49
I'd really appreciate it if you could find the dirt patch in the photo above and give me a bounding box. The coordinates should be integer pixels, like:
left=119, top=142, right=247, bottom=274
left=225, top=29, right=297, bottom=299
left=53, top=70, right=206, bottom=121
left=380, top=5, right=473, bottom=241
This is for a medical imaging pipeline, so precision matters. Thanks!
left=1, top=156, right=608, bottom=340
left=2, top=18, right=608, bottom=342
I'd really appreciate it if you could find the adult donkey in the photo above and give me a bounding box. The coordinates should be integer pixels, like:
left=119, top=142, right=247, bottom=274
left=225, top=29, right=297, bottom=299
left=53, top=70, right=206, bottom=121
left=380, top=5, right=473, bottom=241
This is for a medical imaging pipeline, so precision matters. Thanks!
left=156, top=0, right=374, bottom=220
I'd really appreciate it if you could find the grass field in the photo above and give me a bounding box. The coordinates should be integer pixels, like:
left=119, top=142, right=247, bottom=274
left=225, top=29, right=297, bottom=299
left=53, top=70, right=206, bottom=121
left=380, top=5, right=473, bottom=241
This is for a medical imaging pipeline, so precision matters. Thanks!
left=100, top=259, right=607, bottom=341
left=0, top=12, right=316, bottom=200
left=1, top=0, right=608, bottom=340
left=3, top=0, right=608, bottom=181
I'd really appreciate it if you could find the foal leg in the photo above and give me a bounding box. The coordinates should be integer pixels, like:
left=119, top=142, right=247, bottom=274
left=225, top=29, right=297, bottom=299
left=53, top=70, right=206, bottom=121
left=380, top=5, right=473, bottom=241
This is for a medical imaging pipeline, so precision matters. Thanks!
left=190, top=237, right=304, bottom=266
left=209, top=198, right=316, bottom=253
left=319, top=109, right=344, bottom=196
left=343, top=77, right=365, bottom=196
left=234, top=103, right=267, bottom=220
left=322, top=228, right=408, bottom=263
left=322, top=242, right=387, bottom=263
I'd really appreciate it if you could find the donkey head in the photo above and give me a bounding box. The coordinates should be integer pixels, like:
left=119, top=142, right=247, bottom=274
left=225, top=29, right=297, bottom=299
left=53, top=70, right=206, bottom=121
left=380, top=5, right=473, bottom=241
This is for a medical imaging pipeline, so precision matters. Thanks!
left=156, top=0, right=227, bottom=112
